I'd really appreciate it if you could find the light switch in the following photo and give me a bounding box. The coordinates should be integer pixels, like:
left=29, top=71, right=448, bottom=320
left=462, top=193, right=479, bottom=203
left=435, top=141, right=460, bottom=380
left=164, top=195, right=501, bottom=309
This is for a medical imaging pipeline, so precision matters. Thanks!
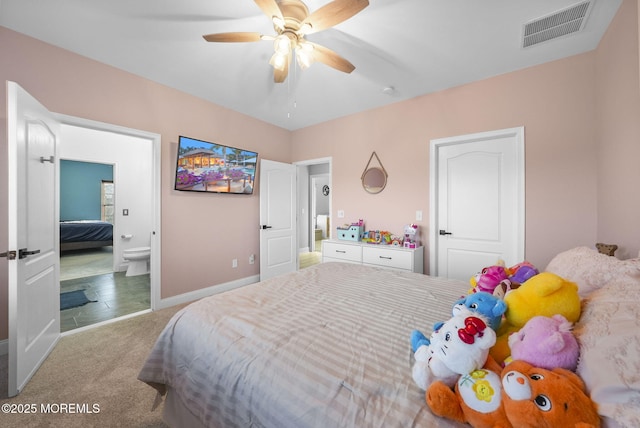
left=416, top=210, right=423, bottom=221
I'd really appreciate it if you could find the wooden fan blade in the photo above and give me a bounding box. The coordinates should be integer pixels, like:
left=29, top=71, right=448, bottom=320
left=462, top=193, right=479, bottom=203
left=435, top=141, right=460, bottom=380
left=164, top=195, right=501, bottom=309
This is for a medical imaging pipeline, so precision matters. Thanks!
left=302, top=0, right=369, bottom=34
left=203, top=32, right=263, bottom=43
left=254, top=0, right=283, bottom=21
left=309, top=42, right=355, bottom=74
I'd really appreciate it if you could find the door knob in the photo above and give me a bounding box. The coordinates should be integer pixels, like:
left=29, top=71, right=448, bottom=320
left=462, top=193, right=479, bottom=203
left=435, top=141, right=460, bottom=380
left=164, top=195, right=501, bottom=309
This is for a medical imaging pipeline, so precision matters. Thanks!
left=18, top=248, right=41, bottom=259
left=0, top=250, right=17, bottom=260
left=439, top=230, right=452, bottom=236
left=260, top=225, right=272, bottom=230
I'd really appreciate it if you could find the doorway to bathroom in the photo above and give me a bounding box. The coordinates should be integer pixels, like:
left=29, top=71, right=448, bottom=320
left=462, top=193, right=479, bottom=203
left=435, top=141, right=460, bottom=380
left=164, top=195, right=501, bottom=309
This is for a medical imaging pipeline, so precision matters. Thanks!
left=296, top=158, right=331, bottom=270
left=58, top=119, right=159, bottom=333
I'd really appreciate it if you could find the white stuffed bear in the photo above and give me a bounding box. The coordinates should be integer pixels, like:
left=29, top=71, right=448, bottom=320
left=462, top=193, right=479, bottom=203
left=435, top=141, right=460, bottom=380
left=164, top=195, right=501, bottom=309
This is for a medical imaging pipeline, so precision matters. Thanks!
left=412, top=330, right=459, bottom=390
left=411, top=309, right=496, bottom=391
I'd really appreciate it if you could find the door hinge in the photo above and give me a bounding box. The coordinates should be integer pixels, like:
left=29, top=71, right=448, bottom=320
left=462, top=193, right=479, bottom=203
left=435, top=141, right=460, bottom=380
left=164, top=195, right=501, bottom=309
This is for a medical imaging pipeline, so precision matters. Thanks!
left=0, top=250, right=17, bottom=260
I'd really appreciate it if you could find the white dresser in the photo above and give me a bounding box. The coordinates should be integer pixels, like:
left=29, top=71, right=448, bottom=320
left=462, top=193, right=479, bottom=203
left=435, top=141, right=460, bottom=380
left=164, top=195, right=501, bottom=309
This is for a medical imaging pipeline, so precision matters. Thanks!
left=322, top=240, right=424, bottom=273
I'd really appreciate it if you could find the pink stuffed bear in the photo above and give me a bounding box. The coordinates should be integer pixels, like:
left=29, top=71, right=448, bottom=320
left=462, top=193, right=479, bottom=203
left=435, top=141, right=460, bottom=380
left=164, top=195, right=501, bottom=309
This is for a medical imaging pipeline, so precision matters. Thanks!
left=508, top=314, right=579, bottom=371
left=469, top=265, right=509, bottom=294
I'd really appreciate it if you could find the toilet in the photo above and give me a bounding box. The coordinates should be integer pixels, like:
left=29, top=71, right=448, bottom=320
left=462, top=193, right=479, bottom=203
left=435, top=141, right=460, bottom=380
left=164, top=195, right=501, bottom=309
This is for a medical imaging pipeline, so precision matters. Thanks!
left=123, top=246, right=151, bottom=276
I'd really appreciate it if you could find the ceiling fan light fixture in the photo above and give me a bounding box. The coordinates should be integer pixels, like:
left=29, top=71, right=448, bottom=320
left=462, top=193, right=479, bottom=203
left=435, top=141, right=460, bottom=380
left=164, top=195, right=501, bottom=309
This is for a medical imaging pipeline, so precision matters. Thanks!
left=295, top=48, right=314, bottom=70
left=295, top=41, right=315, bottom=70
left=203, top=0, right=370, bottom=83
left=269, top=51, right=288, bottom=71
left=273, top=34, right=291, bottom=54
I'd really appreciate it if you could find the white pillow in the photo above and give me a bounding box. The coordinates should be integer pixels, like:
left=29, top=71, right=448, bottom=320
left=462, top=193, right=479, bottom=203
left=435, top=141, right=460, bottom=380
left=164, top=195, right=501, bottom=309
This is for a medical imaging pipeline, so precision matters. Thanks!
left=545, top=246, right=640, bottom=297
left=574, top=275, right=640, bottom=427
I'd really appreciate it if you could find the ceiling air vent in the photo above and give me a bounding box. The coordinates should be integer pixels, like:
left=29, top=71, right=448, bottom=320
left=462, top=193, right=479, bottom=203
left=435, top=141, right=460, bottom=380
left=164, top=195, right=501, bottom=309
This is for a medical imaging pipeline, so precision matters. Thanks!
left=522, top=1, right=592, bottom=48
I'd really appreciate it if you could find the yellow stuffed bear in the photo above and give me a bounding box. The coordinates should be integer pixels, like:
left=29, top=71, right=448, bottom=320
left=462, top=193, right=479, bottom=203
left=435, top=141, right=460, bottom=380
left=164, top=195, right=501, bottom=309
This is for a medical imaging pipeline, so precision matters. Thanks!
left=490, top=272, right=581, bottom=364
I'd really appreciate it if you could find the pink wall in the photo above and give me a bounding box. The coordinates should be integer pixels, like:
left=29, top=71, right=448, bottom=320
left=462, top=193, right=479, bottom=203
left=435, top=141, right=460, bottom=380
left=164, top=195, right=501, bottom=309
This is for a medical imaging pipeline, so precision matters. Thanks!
left=595, top=0, right=640, bottom=260
left=293, top=0, right=640, bottom=271
left=293, top=53, right=599, bottom=270
left=0, top=27, right=291, bottom=341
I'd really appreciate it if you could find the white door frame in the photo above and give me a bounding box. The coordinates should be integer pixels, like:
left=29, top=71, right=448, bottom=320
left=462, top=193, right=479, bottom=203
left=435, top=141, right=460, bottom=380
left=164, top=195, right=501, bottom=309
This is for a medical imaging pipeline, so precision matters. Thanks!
left=295, top=157, right=332, bottom=251
left=56, top=114, right=162, bottom=312
left=309, top=173, right=330, bottom=251
left=428, top=127, right=525, bottom=276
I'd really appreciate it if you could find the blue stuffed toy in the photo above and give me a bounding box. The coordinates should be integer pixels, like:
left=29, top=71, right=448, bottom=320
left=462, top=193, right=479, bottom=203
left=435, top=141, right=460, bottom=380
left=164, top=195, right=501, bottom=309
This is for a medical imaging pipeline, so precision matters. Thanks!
left=411, top=291, right=507, bottom=352
left=411, top=325, right=440, bottom=352
left=451, top=291, right=506, bottom=331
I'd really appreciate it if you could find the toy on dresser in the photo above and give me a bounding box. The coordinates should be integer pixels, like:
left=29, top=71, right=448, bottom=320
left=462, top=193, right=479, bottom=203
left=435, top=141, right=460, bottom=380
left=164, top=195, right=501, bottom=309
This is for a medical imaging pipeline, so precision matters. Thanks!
left=403, top=224, right=419, bottom=248
left=336, top=219, right=364, bottom=241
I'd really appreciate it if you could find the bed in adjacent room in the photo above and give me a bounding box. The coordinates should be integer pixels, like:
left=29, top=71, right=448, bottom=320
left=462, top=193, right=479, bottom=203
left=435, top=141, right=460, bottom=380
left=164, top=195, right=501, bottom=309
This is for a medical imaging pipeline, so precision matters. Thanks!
left=139, top=249, right=640, bottom=428
left=59, top=220, right=113, bottom=251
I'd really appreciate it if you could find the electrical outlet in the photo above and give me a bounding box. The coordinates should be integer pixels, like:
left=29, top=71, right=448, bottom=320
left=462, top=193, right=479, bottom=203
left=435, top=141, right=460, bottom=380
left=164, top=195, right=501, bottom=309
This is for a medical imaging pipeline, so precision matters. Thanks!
left=249, top=254, right=255, bottom=265
left=337, top=210, right=345, bottom=218
left=232, top=258, right=238, bottom=268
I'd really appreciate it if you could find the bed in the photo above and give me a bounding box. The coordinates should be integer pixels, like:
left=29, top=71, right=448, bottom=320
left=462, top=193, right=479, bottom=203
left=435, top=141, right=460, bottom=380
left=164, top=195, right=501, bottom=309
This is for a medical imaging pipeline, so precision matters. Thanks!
left=59, top=220, right=113, bottom=252
left=139, top=249, right=640, bottom=428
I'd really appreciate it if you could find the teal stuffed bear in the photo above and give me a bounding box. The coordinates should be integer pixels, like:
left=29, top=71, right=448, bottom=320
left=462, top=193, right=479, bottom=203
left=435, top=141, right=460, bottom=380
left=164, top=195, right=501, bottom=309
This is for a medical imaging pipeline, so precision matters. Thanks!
left=452, top=291, right=506, bottom=331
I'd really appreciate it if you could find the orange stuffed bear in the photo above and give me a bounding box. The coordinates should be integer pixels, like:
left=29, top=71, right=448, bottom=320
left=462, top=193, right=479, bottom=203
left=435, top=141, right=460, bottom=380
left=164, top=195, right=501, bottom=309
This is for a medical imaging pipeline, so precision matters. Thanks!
left=426, top=360, right=600, bottom=428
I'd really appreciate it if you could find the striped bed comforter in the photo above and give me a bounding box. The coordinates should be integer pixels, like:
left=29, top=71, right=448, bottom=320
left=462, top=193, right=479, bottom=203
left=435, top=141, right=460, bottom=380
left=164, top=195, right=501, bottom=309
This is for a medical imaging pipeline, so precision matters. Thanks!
left=138, top=262, right=469, bottom=428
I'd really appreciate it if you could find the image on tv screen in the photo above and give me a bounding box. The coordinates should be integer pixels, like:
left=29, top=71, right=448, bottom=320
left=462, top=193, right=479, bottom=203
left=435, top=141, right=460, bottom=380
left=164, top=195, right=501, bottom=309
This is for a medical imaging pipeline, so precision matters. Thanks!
left=174, top=136, right=258, bottom=194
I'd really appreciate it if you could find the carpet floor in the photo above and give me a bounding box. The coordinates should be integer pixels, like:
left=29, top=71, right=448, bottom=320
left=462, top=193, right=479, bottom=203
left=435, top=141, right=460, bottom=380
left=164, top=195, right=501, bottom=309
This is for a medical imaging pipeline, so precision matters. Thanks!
left=0, top=303, right=186, bottom=427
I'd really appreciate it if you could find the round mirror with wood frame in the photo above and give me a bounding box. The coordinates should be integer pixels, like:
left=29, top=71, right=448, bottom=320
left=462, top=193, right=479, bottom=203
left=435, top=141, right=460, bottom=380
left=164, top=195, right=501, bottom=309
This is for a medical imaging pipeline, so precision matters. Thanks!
left=361, top=152, right=388, bottom=194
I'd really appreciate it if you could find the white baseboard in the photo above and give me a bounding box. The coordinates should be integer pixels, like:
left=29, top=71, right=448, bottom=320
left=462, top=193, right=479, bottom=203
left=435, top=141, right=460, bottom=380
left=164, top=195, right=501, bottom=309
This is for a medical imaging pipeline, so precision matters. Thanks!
left=0, top=338, right=7, bottom=356
left=298, top=247, right=310, bottom=253
left=156, top=274, right=260, bottom=310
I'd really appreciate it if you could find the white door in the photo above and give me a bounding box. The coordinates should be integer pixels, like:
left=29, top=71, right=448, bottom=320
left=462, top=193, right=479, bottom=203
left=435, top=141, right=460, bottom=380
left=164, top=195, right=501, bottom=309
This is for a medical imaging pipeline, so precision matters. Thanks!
left=6, top=81, right=61, bottom=396
left=259, top=159, right=297, bottom=280
left=429, top=127, right=524, bottom=281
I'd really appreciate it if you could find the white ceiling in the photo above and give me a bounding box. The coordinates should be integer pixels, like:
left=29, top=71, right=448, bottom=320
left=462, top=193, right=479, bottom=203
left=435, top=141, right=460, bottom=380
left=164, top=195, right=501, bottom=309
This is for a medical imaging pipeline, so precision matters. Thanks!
left=0, top=0, right=622, bottom=130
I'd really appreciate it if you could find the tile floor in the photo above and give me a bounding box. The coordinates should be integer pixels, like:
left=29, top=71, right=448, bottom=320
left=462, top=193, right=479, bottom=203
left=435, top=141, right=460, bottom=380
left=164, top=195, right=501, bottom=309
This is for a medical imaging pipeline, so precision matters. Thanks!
left=60, top=248, right=150, bottom=332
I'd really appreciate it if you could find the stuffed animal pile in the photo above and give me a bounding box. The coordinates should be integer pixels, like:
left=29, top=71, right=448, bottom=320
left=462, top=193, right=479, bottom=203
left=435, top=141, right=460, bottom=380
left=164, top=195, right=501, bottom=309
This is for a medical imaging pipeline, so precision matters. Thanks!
left=410, top=260, right=602, bottom=427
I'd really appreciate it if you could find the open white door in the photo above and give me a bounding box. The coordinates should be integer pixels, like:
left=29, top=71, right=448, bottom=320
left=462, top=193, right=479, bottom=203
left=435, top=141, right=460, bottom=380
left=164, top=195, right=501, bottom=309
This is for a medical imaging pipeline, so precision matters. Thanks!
left=259, top=159, right=297, bottom=281
left=6, top=81, right=61, bottom=396
left=429, top=127, right=524, bottom=281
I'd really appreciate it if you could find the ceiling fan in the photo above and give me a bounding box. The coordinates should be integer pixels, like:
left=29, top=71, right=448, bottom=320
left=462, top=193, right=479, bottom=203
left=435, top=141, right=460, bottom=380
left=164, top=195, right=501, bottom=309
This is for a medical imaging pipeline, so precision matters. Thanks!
left=203, top=0, right=369, bottom=83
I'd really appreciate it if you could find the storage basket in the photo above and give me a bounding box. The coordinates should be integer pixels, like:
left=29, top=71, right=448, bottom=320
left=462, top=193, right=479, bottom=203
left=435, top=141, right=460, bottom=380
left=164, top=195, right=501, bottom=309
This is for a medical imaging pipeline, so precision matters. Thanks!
left=336, top=225, right=363, bottom=241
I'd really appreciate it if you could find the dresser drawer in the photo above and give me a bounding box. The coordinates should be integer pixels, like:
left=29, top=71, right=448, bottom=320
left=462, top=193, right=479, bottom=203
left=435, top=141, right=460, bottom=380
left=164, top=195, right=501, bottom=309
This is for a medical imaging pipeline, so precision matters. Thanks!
left=362, top=246, right=413, bottom=270
left=322, top=241, right=362, bottom=263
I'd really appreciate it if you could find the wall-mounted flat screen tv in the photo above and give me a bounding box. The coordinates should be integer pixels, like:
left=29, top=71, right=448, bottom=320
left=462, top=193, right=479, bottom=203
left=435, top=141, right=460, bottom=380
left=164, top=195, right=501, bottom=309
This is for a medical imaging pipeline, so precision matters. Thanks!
left=174, top=136, right=258, bottom=194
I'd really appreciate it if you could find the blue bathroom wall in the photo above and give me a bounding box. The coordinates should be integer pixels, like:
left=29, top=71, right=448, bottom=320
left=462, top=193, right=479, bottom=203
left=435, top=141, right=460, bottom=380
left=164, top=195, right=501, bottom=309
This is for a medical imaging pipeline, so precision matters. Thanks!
left=60, top=160, right=113, bottom=221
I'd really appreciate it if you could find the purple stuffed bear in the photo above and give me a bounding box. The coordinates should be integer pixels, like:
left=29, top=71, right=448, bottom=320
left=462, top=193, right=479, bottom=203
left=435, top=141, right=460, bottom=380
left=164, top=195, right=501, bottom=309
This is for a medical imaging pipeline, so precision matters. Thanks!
left=508, top=314, right=580, bottom=371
